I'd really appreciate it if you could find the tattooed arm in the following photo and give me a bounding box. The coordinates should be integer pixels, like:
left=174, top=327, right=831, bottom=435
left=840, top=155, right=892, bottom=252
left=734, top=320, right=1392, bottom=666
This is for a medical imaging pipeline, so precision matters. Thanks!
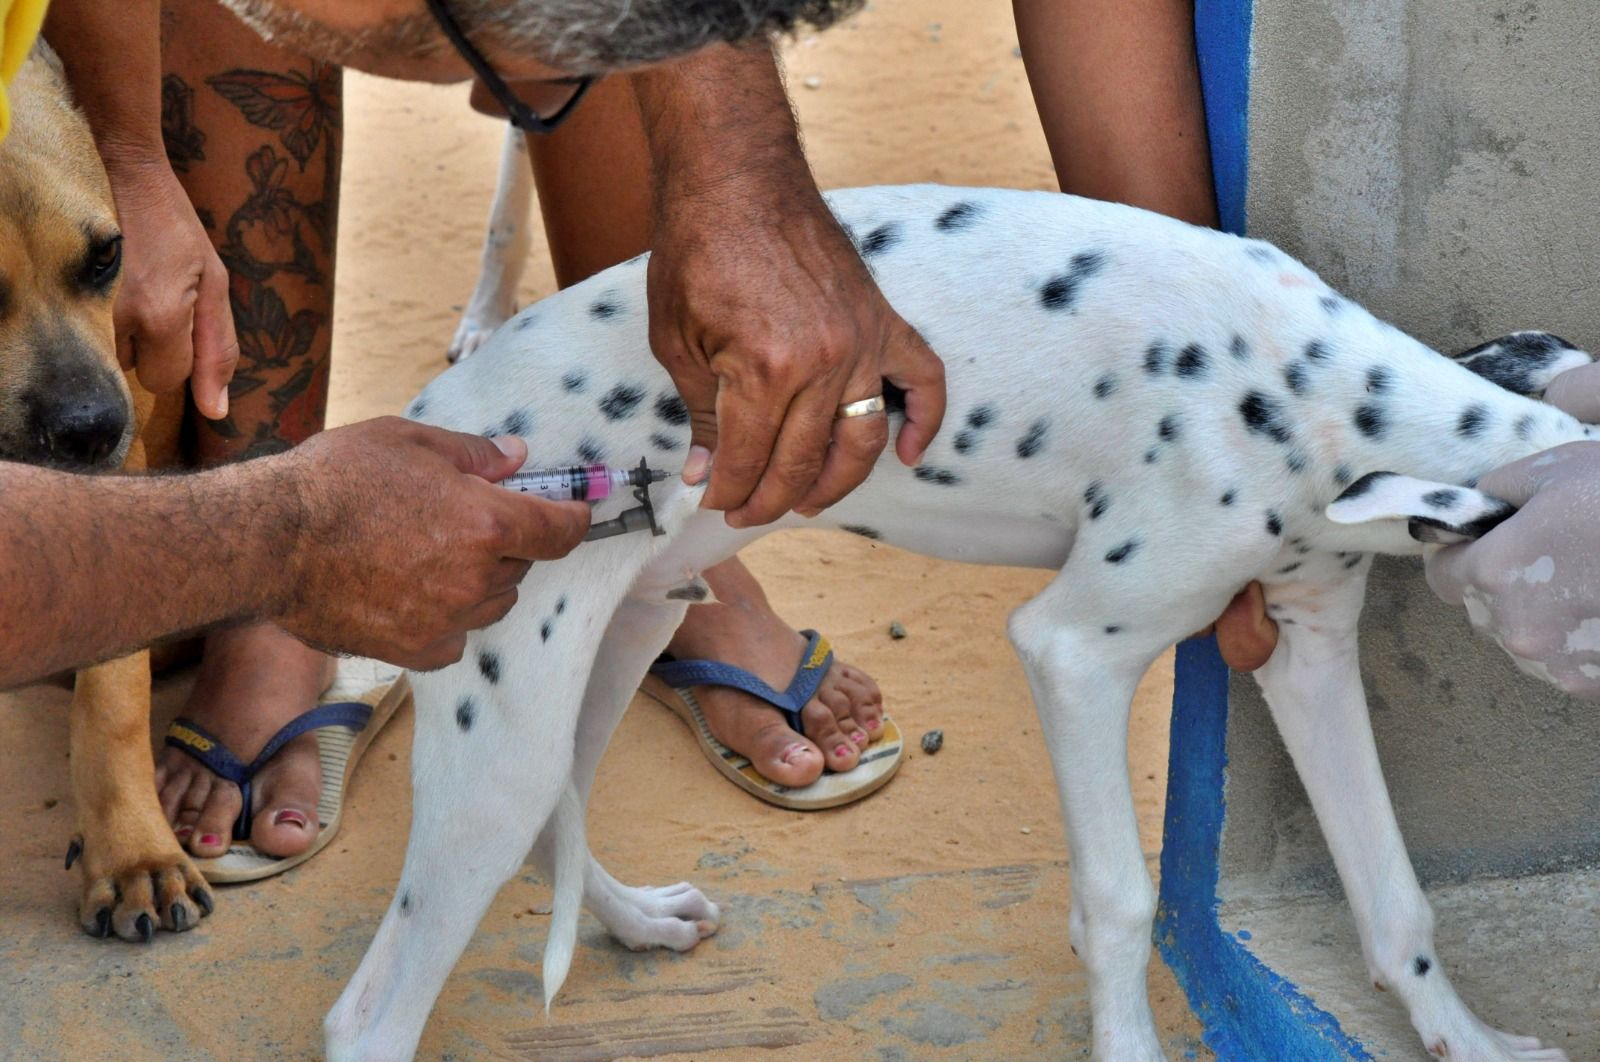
left=45, top=0, right=238, bottom=419
left=0, top=419, right=590, bottom=688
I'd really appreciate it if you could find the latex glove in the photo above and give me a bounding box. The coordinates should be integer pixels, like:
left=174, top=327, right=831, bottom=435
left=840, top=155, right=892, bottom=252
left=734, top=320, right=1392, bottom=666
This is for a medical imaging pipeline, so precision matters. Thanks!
left=1426, top=433, right=1600, bottom=697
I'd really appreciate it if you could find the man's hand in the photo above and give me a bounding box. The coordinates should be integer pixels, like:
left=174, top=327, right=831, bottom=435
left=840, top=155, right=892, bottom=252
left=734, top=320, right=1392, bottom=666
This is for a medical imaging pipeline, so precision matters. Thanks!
left=274, top=418, right=590, bottom=669
left=648, top=185, right=944, bottom=527
left=1424, top=441, right=1600, bottom=697
left=635, top=45, right=945, bottom=529
left=107, top=156, right=237, bottom=419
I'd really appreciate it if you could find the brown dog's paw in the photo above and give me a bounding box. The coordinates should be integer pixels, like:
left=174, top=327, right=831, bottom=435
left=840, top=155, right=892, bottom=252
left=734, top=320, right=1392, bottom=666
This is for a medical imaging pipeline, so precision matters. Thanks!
left=67, top=832, right=214, bottom=941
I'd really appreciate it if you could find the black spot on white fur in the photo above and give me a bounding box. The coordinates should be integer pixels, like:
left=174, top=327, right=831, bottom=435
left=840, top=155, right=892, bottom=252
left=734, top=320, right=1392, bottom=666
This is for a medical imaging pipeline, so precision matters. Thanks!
left=577, top=437, right=605, bottom=464
left=1277, top=562, right=1302, bottom=575
left=1144, top=344, right=1171, bottom=376
left=1239, top=391, right=1293, bottom=444
left=654, top=393, right=689, bottom=426
left=1104, top=625, right=1123, bottom=635
left=1284, top=361, right=1309, bottom=395
left=1230, top=335, right=1250, bottom=360
left=841, top=525, right=882, bottom=540
left=1175, top=344, right=1208, bottom=378
left=478, top=652, right=500, bottom=685
left=1334, top=464, right=1354, bottom=488
left=1245, top=244, right=1278, bottom=264
left=914, top=466, right=961, bottom=486
left=860, top=222, right=901, bottom=257
left=501, top=410, right=531, bottom=437
left=556, top=596, right=566, bottom=615
left=540, top=620, right=553, bottom=643
left=1105, top=539, right=1140, bottom=564
left=1343, top=554, right=1365, bottom=570
left=1039, top=251, right=1107, bottom=312
left=590, top=298, right=620, bottom=321
left=1414, top=956, right=1431, bottom=977
left=455, top=698, right=475, bottom=732
left=399, top=891, right=412, bottom=914
left=1514, top=414, right=1535, bottom=439
left=1354, top=404, right=1387, bottom=439
left=1334, top=472, right=1397, bottom=503
left=936, top=202, right=980, bottom=231
left=1016, top=419, right=1049, bottom=458
left=1319, top=296, right=1343, bottom=315
left=1094, top=375, right=1118, bottom=399
left=1220, top=490, right=1237, bottom=506
left=1365, top=367, right=1392, bottom=394
left=1266, top=511, right=1283, bottom=536
left=599, top=384, right=646, bottom=421
left=561, top=371, right=588, bottom=394
left=406, top=397, right=428, bottom=419
left=1456, top=403, right=1489, bottom=438
left=649, top=433, right=681, bottom=452
left=1084, top=481, right=1109, bottom=519
left=1158, top=414, right=1181, bottom=442
left=1423, top=489, right=1460, bottom=508
left=954, top=406, right=998, bottom=454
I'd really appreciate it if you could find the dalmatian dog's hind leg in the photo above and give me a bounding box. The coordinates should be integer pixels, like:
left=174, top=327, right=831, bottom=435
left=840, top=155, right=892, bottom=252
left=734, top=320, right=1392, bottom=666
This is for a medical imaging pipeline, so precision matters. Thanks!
left=527, top=592, right=720, bottom=965
left=447, top=123, right=533, bottom=363
left=324, top=580, right=614, bottom=1060
left=1008, top=544, right=1265, bottom=1061
left=1254, top=570, right=1567, bottom=1061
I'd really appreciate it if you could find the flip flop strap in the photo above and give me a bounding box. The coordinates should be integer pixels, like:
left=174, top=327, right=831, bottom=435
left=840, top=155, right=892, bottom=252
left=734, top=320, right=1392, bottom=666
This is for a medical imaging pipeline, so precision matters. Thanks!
left=649, top=629, right=833, bottom=737
left=163, top=701, right=373, bottom=842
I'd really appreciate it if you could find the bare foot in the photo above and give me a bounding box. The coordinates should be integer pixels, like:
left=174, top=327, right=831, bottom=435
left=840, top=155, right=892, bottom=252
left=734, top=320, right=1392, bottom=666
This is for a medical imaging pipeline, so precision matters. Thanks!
left=155, top=623, right=335, bottom=859
left=669, top=558, right=885, bottom=787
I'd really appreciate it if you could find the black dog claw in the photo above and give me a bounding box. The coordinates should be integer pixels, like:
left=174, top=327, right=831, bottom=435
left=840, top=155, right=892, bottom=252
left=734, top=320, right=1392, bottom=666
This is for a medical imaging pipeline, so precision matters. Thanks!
left=135, top=913, right=154, bottom=943
left=170, top=903, right=188, bottom=932
left=89, top=907, right=111, bottom=938
left=192, top=888, right=214, bottom=917
left=64, top=839, right=82, bottom=870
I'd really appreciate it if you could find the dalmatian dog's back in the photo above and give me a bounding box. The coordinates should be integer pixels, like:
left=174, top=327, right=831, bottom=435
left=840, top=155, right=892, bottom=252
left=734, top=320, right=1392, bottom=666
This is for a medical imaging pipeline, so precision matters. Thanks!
left=327, top=185, right=1588, bottom=1060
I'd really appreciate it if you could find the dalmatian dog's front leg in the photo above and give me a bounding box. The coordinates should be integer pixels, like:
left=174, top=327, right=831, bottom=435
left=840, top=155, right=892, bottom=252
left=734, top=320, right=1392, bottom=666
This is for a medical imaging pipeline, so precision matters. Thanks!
left=1009, top=552, right=1258, bottom=1061
left=1254, top=570, right=1566, bottom=1061
left=447, top=123, right=533, bottom=363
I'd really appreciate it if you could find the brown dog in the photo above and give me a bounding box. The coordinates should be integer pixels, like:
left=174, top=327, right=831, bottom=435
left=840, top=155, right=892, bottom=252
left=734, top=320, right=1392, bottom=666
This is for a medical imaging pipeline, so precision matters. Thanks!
left=2, top=46, right=210, bottom=940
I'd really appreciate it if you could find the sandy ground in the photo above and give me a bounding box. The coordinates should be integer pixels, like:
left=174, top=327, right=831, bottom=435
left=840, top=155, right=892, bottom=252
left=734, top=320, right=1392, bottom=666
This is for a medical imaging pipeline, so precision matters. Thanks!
left=1, top=2, right=1207, bottom=1057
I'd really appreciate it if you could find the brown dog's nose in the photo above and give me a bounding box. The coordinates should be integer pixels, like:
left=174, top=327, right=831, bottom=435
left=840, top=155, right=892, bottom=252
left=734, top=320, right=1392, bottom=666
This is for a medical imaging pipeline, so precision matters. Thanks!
left=35, top=396, right=128, bottom=468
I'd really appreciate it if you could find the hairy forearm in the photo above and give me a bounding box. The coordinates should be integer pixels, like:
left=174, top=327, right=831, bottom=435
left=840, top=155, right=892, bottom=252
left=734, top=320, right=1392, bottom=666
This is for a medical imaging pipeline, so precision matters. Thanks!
left=1014, top=0, right=1216, bottom=226
left=45, top=0, right=166, bottom=169
left=0, top=460, right=296, bottom=687
left=632, top=41, right=817, bottom=207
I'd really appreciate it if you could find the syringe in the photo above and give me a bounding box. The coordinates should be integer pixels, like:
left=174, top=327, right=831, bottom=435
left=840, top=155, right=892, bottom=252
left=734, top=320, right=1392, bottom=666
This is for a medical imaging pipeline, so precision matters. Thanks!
left=501, top=463, right=670, bottom=503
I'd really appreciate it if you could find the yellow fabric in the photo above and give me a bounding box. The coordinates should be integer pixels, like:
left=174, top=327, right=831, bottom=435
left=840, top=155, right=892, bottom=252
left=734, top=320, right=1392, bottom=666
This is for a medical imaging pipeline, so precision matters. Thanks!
left=0, top=0, right=49, bottom=142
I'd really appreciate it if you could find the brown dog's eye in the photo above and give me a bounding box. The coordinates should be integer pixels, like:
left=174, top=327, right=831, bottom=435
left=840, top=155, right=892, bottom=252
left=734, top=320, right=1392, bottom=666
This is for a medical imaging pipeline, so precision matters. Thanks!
left=84, top=235, right=122, bottom=289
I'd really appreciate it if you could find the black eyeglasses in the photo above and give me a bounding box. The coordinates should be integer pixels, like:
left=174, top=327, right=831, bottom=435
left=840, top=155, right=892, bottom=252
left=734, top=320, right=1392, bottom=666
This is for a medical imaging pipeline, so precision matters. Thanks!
left=424, top=0, right=595, bottom=134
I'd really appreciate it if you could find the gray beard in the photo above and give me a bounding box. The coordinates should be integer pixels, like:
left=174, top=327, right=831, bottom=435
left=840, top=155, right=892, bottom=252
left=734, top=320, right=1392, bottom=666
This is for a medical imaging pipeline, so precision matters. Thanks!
left=217, top=0, right=446, bottom=65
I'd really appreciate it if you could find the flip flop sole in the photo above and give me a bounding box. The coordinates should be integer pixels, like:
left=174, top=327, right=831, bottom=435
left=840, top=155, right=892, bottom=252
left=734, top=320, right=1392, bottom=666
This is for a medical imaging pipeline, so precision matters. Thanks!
left=195, top=661, right=412, bottom=885
left=640, top=673, right=902, bottom=811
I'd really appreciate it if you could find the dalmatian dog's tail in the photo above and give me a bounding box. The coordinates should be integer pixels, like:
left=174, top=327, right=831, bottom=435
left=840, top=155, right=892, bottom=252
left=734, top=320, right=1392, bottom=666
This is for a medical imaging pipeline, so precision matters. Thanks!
left=540, top=784, right=585, bottom=1014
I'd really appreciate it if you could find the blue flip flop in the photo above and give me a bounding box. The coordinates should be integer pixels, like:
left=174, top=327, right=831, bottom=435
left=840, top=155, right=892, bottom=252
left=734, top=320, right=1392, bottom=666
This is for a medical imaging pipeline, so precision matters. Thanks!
left=163, top=661, right=410, bottom=883
left=641, top=630, right=903, bottom=810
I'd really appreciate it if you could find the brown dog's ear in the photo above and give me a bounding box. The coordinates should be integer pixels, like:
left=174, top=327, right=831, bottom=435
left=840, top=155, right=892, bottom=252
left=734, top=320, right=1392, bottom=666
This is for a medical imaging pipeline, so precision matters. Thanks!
left=1325, top=472, right=1517, bottom=545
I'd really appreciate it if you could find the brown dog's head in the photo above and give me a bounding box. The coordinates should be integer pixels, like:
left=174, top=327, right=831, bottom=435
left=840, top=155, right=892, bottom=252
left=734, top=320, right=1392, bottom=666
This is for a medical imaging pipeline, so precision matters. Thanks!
left=0, top=46, right=131, bottom=471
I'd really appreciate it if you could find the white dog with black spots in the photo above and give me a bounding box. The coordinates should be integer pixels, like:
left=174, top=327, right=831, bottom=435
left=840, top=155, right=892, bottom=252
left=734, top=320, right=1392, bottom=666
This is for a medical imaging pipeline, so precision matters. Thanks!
left=327, top=182, right=1588, bottom=1061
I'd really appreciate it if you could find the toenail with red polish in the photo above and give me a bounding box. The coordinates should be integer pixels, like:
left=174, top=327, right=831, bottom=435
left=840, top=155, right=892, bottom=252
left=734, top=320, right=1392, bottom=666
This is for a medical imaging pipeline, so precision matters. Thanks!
left=199, top=834, right=220, bottom=847
left=174, top=825, right=193, bottom=838
left=852, top=731, right=868, bottom=745
left=781, top=744, right=810, bottom=764
left=834, top=745, right=850, bottom=758
left=866, top=718, right=880, bottom=729
left=273, top=809, right=308, bottom=829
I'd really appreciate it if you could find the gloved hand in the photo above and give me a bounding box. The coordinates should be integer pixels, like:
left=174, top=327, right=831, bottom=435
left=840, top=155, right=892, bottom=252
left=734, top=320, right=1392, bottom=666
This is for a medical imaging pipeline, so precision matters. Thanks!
left=1425, top=361, right=1600, bottom=696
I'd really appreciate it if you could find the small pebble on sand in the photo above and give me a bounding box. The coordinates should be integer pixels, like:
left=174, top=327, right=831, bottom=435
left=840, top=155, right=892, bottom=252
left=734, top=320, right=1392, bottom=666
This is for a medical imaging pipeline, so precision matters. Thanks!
left=889, top=620, right=908, bottom=639
left=921, top=729, right=944, bottom=754
left=1020, top=827, right=1032, bottom=835
left=803, top=75, right=824, bottom=90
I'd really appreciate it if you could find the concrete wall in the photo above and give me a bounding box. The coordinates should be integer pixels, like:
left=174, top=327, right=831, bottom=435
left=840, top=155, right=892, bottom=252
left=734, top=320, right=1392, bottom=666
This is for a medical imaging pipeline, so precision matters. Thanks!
left=1221, top=0, right=1600, bottom=891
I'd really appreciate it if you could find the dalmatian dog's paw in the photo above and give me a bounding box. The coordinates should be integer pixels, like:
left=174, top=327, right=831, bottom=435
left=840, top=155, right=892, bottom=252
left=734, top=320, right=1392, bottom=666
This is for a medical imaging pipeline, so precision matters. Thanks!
left=603, top=881, right=719, bottom=953
left=66, top=821, right=212, bottom=941
left=445, top=301, right=514, bottom=363
left=1412, top=1012, right=1567, bottom=1060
